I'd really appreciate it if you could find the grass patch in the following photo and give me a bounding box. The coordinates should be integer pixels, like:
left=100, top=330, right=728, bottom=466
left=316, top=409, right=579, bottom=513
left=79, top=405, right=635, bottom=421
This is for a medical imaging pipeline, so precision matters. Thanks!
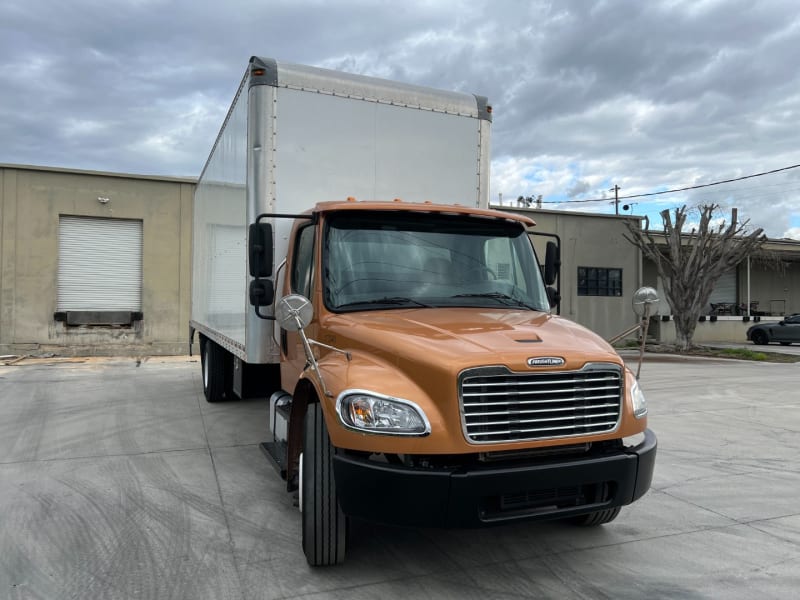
left=711, top=348, right=769, bottom=361
left=691, top=346, right=800, bottom=363
left=616, top=343, right=800, bottom=363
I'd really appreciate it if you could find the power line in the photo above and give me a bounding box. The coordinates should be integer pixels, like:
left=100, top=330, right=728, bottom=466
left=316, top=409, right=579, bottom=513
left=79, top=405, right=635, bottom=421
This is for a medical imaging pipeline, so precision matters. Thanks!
left=540, top=162, right=800, bottom=205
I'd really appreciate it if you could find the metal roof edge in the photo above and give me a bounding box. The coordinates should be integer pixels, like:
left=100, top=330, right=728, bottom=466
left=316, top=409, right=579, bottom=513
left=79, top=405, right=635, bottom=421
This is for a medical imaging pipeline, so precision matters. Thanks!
left=493, top=206, right=641, bottom=221
left=0, top=163, right=197, bottom=184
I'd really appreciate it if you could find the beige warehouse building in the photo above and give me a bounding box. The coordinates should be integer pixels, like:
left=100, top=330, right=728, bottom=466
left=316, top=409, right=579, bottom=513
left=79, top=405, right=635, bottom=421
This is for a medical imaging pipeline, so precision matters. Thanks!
left=2, top=163, right=798, bottom=357
left=1, top=164, right=194, bottom=356
left=498, top=206, right=644, bottom=341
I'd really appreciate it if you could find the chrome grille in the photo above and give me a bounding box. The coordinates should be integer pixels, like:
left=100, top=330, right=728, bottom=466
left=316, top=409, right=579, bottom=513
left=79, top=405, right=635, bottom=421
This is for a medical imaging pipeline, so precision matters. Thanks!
left=460, top=364, right=623, bottom=443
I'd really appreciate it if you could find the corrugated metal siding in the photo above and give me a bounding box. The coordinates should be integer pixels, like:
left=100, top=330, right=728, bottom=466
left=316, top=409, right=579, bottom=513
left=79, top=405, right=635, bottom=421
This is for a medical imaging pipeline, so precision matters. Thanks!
left=207, top=224, right=246, bottom=316
left=708, top=269, right=736, bottom=306
left=58, top=216, right=143, bottom=311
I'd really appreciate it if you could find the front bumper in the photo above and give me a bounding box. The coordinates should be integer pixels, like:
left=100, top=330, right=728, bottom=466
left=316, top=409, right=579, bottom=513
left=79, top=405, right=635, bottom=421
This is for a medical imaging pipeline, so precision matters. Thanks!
left=333, top=429, right=656, bottom=527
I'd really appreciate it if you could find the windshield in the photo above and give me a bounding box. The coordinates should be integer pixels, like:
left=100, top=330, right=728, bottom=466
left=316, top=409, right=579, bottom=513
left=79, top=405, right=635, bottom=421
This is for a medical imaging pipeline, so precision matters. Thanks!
left=323, top=211, right=550, bottom=312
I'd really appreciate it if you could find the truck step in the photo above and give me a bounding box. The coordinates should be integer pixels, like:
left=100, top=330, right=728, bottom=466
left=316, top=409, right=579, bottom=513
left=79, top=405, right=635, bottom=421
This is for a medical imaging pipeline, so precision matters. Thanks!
left=260, top=440, right=288, bottom=480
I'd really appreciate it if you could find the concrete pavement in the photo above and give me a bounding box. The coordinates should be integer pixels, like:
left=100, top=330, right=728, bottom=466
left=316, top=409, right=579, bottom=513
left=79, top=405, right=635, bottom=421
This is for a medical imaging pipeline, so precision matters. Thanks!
left=1, top=355, right=799, bottom=599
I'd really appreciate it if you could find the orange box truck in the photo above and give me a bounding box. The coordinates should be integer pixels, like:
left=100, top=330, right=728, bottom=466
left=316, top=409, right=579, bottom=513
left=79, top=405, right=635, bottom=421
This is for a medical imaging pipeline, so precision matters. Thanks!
left=191, top=57, right=656, bottom=566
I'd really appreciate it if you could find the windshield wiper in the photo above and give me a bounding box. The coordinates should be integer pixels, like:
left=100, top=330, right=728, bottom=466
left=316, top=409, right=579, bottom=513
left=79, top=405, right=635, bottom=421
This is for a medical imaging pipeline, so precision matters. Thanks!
left=450, top=292, right=539, bottom=310
left=336, top=296, right=432, bottom=309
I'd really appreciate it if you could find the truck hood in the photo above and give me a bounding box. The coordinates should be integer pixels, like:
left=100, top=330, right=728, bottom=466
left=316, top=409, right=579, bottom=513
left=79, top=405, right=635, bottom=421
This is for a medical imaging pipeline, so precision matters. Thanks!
left=323, top=308, right=621, bottom=372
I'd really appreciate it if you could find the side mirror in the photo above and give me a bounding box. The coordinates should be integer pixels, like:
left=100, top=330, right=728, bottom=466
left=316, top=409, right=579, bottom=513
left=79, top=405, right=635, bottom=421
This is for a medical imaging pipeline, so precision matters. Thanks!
left=546, top=286, right=561, bottom=309
left=249, top=279, right=274, bottom=307
left=544, top=241, right=560, bottom=286
left=248, top=222, right=273, bottom=277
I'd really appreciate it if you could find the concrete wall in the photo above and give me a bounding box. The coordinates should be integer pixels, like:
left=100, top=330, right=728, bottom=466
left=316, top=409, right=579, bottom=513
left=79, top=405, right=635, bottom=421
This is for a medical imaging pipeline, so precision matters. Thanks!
left=656, top=315, right=782, bottom=345
left=0, top=165, right=196, bottom=356
left=499, top=207, right=642, bottom=341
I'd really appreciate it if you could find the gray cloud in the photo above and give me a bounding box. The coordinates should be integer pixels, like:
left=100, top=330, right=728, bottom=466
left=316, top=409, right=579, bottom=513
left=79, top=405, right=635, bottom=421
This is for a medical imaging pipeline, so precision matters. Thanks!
left=1, top=0, right=799, bottom=237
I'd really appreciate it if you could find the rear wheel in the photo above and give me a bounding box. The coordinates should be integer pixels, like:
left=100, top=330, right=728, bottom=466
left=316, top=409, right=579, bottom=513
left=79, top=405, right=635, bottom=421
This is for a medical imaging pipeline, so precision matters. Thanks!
left=301, top=403, right=347, bottom=566
left=751, top=330, right=768, bottom=345
left=200, top=335, right=233, bottom=403
left=568, top=506, right=622, bottom=526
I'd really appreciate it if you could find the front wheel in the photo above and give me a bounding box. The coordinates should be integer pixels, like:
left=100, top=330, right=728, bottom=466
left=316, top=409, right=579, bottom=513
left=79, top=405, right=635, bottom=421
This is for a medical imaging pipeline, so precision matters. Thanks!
left=301, top=403, right=347, bottom=566
left=751, top=330, right=768, bottom=345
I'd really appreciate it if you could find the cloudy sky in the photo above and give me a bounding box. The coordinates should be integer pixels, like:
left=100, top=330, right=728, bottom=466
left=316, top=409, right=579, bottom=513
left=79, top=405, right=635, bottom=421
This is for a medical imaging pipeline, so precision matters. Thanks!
left=2, top=0, right=799, bottom=238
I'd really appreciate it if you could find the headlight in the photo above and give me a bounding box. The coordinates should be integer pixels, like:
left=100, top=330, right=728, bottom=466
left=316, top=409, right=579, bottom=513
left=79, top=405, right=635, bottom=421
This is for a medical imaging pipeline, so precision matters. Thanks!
left=336, top=390, right=430, bottom=436
left=630, top=379, right=648, bottom=419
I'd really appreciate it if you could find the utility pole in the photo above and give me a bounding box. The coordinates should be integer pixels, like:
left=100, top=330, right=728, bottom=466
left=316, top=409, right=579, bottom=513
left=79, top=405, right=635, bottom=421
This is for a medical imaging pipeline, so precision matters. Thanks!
left=610, top=184, right=620, bottom=215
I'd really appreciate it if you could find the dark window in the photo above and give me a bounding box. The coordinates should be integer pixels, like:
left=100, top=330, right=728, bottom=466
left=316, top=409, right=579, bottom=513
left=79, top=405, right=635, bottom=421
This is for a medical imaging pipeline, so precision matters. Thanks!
left=577, top=267, right=622, bottom=297
left=291, top=225, right=315, bottom=297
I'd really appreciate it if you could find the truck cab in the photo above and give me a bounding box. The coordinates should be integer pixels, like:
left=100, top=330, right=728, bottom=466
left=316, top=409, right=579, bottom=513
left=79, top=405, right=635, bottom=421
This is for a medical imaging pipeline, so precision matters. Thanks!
left=255, top=200, right=656, bottom=566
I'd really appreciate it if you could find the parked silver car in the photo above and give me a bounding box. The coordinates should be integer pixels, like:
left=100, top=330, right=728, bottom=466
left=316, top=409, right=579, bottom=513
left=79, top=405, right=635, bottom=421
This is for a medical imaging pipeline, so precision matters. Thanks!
left=747, top=314, right=800, bottom=345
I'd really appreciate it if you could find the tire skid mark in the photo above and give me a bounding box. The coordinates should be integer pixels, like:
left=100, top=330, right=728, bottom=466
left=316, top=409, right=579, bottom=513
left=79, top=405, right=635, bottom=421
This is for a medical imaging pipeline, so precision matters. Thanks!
left=60, top=460, right=163, bottom=600
left=58, top=455, right=227, bottom=599
left=5, top=366, right=204, bottom=462
left=3, top=453, right=241, bottom=599
left=1, top=362, right=243, bottom=598
left=5, top=478, right=133, bottom=599
left=1, top=484, right=69, bottom=599
left=8, top=383, right=50, bottom=462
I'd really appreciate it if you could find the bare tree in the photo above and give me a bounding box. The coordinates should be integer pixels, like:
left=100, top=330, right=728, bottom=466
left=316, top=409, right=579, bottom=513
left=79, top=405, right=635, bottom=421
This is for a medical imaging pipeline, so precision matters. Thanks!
left=623, top=204, right=767, bottom=350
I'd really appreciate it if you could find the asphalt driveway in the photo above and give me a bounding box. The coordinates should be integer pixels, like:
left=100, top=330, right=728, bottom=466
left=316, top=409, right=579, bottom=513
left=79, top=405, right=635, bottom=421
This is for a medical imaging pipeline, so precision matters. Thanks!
left=1, top=354, right=798, bottom=599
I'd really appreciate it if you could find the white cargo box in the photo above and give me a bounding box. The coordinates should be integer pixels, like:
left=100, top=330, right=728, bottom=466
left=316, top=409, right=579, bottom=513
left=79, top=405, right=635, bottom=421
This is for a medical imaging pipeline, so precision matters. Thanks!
left=191, top=56, right=492, bottom=363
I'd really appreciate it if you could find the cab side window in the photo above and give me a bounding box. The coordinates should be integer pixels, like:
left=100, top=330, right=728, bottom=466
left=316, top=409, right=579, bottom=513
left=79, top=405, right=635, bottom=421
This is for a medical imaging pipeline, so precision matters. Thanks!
left=291, top=225, right=315, bottom=297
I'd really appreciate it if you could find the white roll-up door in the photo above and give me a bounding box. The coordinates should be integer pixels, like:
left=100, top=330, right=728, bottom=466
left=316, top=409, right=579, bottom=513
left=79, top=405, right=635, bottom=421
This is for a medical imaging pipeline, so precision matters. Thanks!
left=58, top=216, right=143, bottom=311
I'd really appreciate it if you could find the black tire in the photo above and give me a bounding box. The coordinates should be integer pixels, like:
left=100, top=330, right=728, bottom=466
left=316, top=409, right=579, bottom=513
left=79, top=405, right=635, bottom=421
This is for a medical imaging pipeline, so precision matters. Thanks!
left=751, top=330, right=768, bottom=345
left=779, top=342, right=791, bottom=346
left=568, top=506, right=622, bottom=526
left=301, top=403, right=347, bottom=566
left=200, top=335, right=233, bottom=403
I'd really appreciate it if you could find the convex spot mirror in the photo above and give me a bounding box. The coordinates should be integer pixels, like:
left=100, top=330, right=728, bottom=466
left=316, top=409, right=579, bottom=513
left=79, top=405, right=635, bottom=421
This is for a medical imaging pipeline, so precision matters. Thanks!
left=632, top=286, right=659, bottom=317
left=276, top=294, right=313, bottom=331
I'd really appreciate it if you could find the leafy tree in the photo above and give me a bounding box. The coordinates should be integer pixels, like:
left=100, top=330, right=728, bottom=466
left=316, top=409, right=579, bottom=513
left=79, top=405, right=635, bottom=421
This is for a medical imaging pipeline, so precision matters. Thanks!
left=623, top=204, right=766, bottom=350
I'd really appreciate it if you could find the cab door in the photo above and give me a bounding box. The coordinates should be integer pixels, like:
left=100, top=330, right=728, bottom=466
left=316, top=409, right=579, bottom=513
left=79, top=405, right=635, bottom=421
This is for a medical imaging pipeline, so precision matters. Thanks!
left=280, top=223, right=317, bottom=392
